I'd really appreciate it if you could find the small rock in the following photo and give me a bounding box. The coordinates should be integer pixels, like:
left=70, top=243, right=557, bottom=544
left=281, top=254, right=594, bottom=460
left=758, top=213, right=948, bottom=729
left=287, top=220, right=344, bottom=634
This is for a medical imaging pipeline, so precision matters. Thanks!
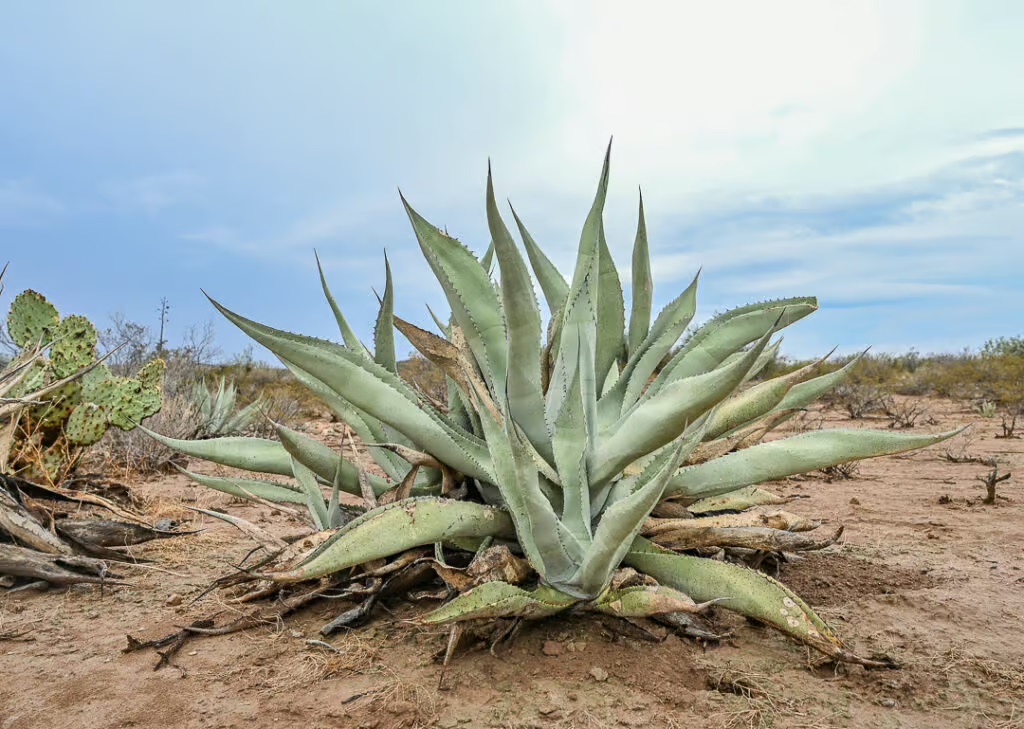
left=538, top=706, right=559, bottom=716
left=165, top=593, right=183, bottom=606
left=436, top=717, right=458, bottom=729
left=849, top=497, right=860, bottom=505
left=188, top=650, right=198, bottom=656
left=589, top=666, right=609, bottom=682
left=542, top=640, right=563, bottom=656
left=154, top=518, right=174, bottom=531
left=289, top=629, right=304, bottom=639
left=880, top=698, right=897, bottom=708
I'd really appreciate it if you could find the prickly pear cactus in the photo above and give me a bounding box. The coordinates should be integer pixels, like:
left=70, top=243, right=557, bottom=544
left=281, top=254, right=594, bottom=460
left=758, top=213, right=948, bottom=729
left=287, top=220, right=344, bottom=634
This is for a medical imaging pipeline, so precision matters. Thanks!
left=7, top=290, right=59, bottom=349
left=4, top=289, right=164, bottom=483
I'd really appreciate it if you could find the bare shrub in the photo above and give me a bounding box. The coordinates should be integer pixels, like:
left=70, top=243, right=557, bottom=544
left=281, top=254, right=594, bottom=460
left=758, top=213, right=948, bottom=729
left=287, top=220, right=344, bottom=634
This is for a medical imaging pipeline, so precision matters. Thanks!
left=977, top=464, right=1011, bottom=505
left=818, top=462, right=859, bottom=482
left=93, top=313, right=218, bottom=476
left=942, top=431, right=987, bottom=464
left=830, top=383, right=890, bottom=419
left=997, top=409, right=1020, bottom=439
left=884, top=398, right=936, bottom=429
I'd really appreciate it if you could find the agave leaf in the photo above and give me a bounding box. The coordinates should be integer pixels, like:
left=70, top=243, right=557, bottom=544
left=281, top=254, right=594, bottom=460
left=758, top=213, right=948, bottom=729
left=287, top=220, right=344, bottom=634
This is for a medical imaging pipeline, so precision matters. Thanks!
left=736, top=337, right=785, bottom=385
left=426, top=303, right=451, bottom=336
left=704, top=351, right=831, bottom=441
left=373, top=253, right=397, bottom=373
left=486, top=167, right=550, bottom=462
left=685, top=486, right=788, bottom=514
left=206, top=296, right=494, bottom=482
left=175, top=466, right=308, bottom=505
left=326, top=457, right=346, bottom=528
left=594, top=221, right=625, bottom=393
left=281, top=360, right=408, bottom=480
left=590, top=584, right=709, bottom=617
left=420, top=581, right=576, bottom=623
left=573, top=425, right=701, bottom=596
left=291, top=457, right=330, bottom=530
left=267, top=497, right=516, bottom=582
left=393, top=315, right=469, bottom=394
left=625, top=537, right=844, bottom=657
left=604, top=270, right=700, bottom=422
left=593, top=327, right=773, bottom=486
left=476, top=394, right=583, bottom=587
left=509, top=204, right=568, bottom=315
left=140, top=426, right=294, bottom=476
left=547, top=143, right=610, bottom=421
left=223, top=396, right=264, bottom=435
left=666, top=428, right=963, bottom=500
left=651, top=297, right=818, bottom=396
left=773, top=350, right=865, bottom=414
left=275, top=422, right=391, bottom=496
left=401, top=196, right=508, bottom=392
left=315, top=250, right=370, bottom=355
left=551, top=339, right=591, bottom=542
left=480, top=239, right=495, bottom=273
left=626, top=191, right=653, bottom=357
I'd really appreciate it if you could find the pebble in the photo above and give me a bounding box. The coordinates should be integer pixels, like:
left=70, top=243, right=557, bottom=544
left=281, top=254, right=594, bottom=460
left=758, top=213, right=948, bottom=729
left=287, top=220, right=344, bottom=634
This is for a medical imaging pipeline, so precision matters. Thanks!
left=589, top=666, right=609, bottom=682
left=165, top=593, right=183, bottom=606
left=541, top=640, right=563, bottom=656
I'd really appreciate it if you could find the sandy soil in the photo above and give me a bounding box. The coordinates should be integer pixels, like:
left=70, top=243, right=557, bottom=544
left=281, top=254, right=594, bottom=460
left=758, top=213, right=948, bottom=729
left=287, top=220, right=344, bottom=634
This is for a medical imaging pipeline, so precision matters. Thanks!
left=1, top=399, right=1022, bottom=729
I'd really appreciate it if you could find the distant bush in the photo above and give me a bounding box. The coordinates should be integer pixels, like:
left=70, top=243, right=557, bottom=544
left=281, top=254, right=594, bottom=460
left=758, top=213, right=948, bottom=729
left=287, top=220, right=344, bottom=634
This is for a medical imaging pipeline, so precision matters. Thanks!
left=981, top=336, right=1024, bottom=358
left=398, top=353, right=447, bottom=404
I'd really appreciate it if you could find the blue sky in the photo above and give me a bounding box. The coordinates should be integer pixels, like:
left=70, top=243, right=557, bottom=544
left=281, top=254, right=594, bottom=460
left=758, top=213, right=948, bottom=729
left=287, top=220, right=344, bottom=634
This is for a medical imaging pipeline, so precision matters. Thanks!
left=2, top=1, right=1022, bottom=361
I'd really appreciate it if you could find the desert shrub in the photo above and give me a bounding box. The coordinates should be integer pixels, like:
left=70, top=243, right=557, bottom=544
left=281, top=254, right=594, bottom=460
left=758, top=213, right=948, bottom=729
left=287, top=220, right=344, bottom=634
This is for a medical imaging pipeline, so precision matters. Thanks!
left=981, top=336, right=1024, bottom=358
left=397, top=353, right=447, bottom=403
left=883, top=397, right=935, bottom=429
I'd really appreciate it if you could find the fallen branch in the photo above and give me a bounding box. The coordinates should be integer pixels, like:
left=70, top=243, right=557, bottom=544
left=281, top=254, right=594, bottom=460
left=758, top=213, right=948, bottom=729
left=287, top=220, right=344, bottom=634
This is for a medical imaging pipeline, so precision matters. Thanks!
left=0, top=542, right=123, bottom=586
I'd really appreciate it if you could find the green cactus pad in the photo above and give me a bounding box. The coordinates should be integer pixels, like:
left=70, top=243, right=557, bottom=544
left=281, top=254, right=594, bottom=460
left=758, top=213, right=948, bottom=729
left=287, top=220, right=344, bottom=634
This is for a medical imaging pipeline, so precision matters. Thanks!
left=32, top=381, right=82, bottom=427
left=50, top=315, right=98, bottom=378
left=80, top=364, right=112, bottom=401
left=7, top=290, right=59, bottom=348
left=7, top=360, right=47, bottom=398
left=106, top=376, right=162, bottom=431
left=66, top=402, right=112, bottom=446
left=137, top=358, right=165, bottom=390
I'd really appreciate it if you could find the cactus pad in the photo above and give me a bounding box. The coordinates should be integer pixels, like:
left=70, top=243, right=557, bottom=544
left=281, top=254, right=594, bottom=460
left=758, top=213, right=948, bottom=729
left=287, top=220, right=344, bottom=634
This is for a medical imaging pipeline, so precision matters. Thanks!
left=50, top=315, right=98, bottom=378
left=7, top=360, right=47, bottom=398
left=3, top=285, right=164, bottom=482
left=80, top=364, right=112, bottom=401
left=106, top=376, right=162, bottom=430
left=137, top=359, right=165, bottom=390
left=32, top=381, right=82, bottom=427
left=7, top=290, right=59, bottom=348
left=66, top=402, right=112, bottom=446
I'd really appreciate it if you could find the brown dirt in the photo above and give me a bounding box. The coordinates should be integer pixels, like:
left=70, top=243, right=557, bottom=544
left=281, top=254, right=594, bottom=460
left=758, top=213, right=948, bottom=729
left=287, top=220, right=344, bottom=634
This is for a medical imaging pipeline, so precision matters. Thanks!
left=1, top=398, right=1022, bottom=729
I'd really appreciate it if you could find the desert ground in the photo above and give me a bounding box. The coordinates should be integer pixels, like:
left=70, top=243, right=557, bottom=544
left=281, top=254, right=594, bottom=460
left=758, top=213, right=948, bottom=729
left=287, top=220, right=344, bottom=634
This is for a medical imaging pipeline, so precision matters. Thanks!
left=1, top=398, right=1021, bottom=729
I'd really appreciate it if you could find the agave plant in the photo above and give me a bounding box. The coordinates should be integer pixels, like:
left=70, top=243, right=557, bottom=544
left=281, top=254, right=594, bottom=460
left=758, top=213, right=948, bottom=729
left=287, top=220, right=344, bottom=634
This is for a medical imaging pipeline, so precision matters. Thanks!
left=145, top=146, right=956, bottom=663
left=191, top=376, right=264, bottom=438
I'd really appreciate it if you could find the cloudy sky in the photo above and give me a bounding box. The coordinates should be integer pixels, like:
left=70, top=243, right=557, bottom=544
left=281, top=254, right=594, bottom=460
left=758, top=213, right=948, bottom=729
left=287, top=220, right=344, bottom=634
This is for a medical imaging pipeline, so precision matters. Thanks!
left=2, top=1, right=1022, bottom=360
